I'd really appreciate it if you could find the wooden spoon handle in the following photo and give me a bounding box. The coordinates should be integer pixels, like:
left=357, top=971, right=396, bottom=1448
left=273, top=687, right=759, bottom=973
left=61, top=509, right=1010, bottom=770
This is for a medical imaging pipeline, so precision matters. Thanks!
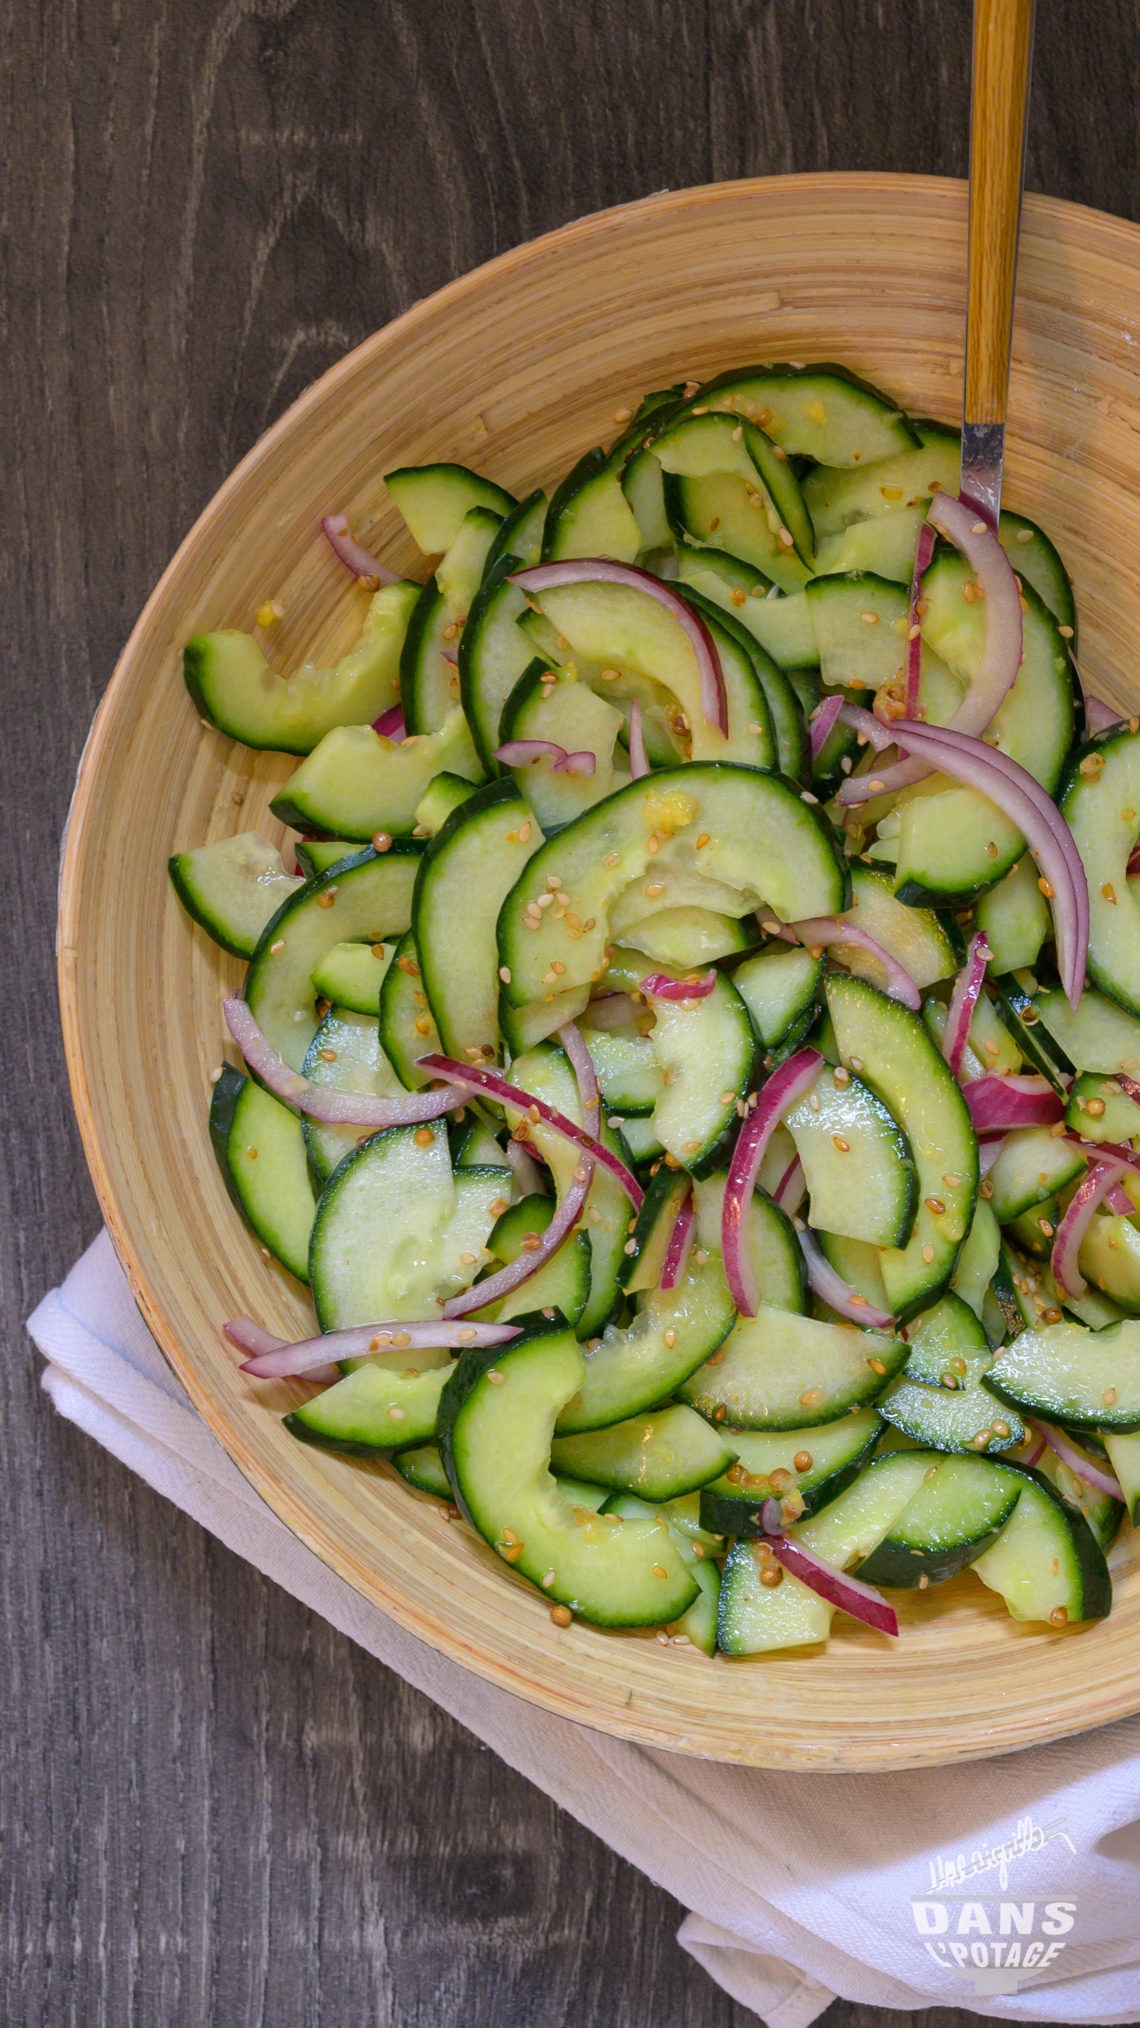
left=964, top=0, right=1036, bottom=426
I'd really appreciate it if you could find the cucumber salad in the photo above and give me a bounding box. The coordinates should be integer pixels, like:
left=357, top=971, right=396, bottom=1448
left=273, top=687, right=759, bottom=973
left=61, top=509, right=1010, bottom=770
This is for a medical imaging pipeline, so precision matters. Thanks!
left=171, top=361, right=1140, bottom=1657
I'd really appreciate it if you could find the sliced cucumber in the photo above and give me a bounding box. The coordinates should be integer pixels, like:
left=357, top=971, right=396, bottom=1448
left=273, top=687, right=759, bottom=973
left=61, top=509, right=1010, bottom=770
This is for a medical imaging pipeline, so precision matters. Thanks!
left=681, top=1307, right=907, bottom=1429
left=300, top=1006, right=404, bottom=1184
left=825, top=974, right=979, bottom=1316
left=805, top=572, right=909, bottom=693
left=785, top=1061, right=916, bottom=1249
left=1065, top=1070, right=1140, bottom=1144
left=732, top=943, right=823, bottom=1050
left=1062, top=726, right=1140, bottom=1016
left=1078, top=1215, right=1140, bottom=1314
left=413, top=778, right=541, bottom=1060
left=693, top=1172, right=807, bottom=1314
left=246, top=843, right=422, bottom=1070
left=550, top=1404, right=736, bottom=1499
left=692, top=363, right=917, bottom=466
left=1035, top=983, right=1140, bottom=1076
left=654, top=411, right=815, bottom=567
left=984, top=1316, right=1140, bottom=1432
left=580, top=1024, right=663, bottom=1117
left=169, top=833, right=302, bottom=958
left=286, top=1347, right=455, bottom=1455
left=716, top=1449, right=934, bottom=1655
left=597, top=1491, right=722, bottom=1654
left=391, top=1443, right=452, bottom=1499
left=976, top=856, right=1051, bottom=973
left=485, top=490, right=547, bottom=577
left=846, top=866, right=958, bottom=988
left=649, top=969, right=759, bottom=1175
left=184, top=580, right=420, bottom=754
left=621, top=445, right=671, bottom=551
left=951, top=1196, right=1002, bottom=1321
left=436, top=504, right=505, bottom=611
left=378, top=932, right=440, bottom=1088
left=399, top=578, right=455, bottom=733
left=384, top=463, right=515, bottom=554
left=987, top=1127, right=1086, bottom=1224
left=621, top=905, right=758, bottom=969
left=542, top=445, right=642, bottom=565
left=438, top=1318, right=698, bottom=1627
left=480, top=1193, right=591, bottom=1327
left=814, top=503, right=925, bottom=584
left=295, top=838, right=357, bottom=879
left=991, top=975, right=1072, bottom=1091
left=681, top=584, right=806, bottom=778
left=970, top=1468, right=1111, bottom=1624
left=310, top=940, right=392, bottom=1017
left=309, top=1121, right=497, bottom=1329
left=699, top=1408, right=881, bottom=1535
left=499, top=660, right=629, bottom=832
left=459, top=562, right=538, bottom=771
left=1035, top=1444, right=1123, bottom=1552
left=922, top=991, right=1022, bottom=1081
left=208, top=1066, right=315, bottom=1282
left=498, top=764, right=846, bottom=1012
left=555, top=1252, right=737, bottom=1433
left=803, top=421, right=959, bottom=536
left=509, top=1041, right=629, bottom=1339
left=673, top=543, right=819, bottom=672
left=1103, top=1428, right=1140, bottom=1523
left=416, top=771, right=481, bottom=836
left=858, top=1454, right=1022, bottom=1587
left=270, top=710, right=483, bottom=840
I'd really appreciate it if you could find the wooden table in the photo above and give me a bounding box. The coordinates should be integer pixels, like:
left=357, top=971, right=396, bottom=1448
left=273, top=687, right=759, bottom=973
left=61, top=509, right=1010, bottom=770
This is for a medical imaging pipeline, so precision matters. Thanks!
left=6, top=2, right=1140, bottom=2020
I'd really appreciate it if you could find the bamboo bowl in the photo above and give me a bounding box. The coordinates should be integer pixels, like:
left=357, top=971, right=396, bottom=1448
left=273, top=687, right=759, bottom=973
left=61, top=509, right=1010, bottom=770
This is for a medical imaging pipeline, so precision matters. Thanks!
left=60, top=174, right=1140, bottom=1769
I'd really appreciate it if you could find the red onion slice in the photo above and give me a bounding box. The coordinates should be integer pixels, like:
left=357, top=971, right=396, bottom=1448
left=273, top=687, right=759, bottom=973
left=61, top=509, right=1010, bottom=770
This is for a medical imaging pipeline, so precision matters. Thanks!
left=772, top=1153, right=806, bottom=1215
left=321, top=513, right=400, bottom=586
left=904, top=520, right=937, bottom=717
left=226, top=1314, right=520, bottom=1379
left=964, top=1073, right=1065, bottom=1131
left=840, top=711, right=1089, bottom=1009
left=511, top=560, right=728, bottom=734
left=722, top=1048, right=823, bottom=1314
left=796, top=1224, right=894, bottom=1327
left=809, top=693, right=844, bottom=762
left=943, top=930, right=991, bottom=1077
left=554, top=749, right=597, bottom=777
left=556, top=1021, right=602, bottom=1138
left=758, top=1520, right=900, bottom=1637
left=1128, top=845, right=1140, bottom=878
left=628, top=698, right=650, bottom=779
left=838, top=493, right=1022, bottom=805
left=1106, top=1180, right=1136, bottom=1215
left=496, top=738, right=570, bottom=768
left=373, top=703, right=407, bottom=740
left=1049, top=1153, right=1126, bottom=1296
left=1025, top=1416, right=1125, bottom=1501
left=1085, top=695, right=1124, bottom=734
left=1117, top=1072, right=1140, bottom=1107
left=786, top=916, right=921, bottom=1010
left=641, top=969, right=718, bottom=1002
left=416, top=1053, right=643, bottom=1206
left=224, top=998, right=459, bottom=1127
left=660, top=1190, right=695, bottom=1290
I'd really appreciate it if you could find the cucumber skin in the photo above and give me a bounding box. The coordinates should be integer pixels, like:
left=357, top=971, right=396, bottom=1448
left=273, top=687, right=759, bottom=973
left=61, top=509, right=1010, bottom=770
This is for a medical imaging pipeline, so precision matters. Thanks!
left=699, top=1426, right=880, bottom=1537
left=436, top=1313, right=569, bottom=1525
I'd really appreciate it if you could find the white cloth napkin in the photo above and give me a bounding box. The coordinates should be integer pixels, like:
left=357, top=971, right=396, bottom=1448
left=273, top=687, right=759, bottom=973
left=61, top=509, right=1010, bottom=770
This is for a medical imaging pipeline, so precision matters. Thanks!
left=28, top=1233, right=1140, bottom=2028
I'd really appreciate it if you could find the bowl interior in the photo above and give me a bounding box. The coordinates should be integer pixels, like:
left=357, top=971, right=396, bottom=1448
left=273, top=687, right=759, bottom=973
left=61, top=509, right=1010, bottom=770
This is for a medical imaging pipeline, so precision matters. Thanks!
left=60, top=174, right=1140, bottom=1768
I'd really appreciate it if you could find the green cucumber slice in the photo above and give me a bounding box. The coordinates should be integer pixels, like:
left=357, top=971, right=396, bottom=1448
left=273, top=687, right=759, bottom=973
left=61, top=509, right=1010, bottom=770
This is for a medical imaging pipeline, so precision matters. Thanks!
left=295, top=838, right=357, bottom=879
left=499, top=660, right=630, bottom=831
left=922, top=991, right=1022, bottom=1080
left=803, top=421, right=960, bottom=535
left=619, top=1166, right=690, bottom=1292
left=693, top=1173, right=807, bottom=1315
left=970, top=1468, right=1111, bottom=1624
left=1034, top=1444, right=1123, bottom=1551
left=384, top=463, right=515, bottom=553
left=1103, top=1429, right=1140, bottom=1523
left=309, top=1121, right=498, bottom=1329
left=732, top=943, right=823, bottom=1049
left=984, top=1316, right=1140, bottom=1431
left=458, top=560, right=535, bottom=772
left=692, top=363, right=918, bottom=466
left=785, top=1061, right=916, bottom=1249
left=184, top=581, right=420, bottom=754
left=580, top=1025, right=663, bottom=1117
left=208, top=1067, right=315, bottom=1282
left=825, top=974, right=979, bottom=1316
left=621, top=446, right=671, bottom=551
left=413, top=778, right=541, bottom=1061
left=399, top=578, right=454, bottom=733
left=673, top=543, right=819, bottom=672
left=300, top=1006, right=403, bottom=1184
left=310, top=940, right=393, bottom=1017
left=597, top=1491, right=722, bottom=1654
left=951, top=1197, right=1002, bottom=1320
left=498, top=764, right=846, bottom=1012
left=416, top=772, right=481, bottom=836
left=555, top=1253, right=738, bottom=1433
left=169, top=833, right=303, bottom=958
left=287, top=1348, right=456, bottom=1455
left=378, top=933, right=440, bottom=1088
left=270, top=710, right=483, bottom=840
left=438, top=1318, right=699, bottom=1627
left=542, top=446, right=642, bottom=564
left=1078, top=1215, right=1140, bottom=1314
left=681, top=1308, right=907, bottom=1430
left=680, top=584, right=806, bottom=777
left=648, top=969, right=759, bottom=1175
left=480, top=1193, right=591, bottom=1326
left=654, top=411, right=815, bottom=566
left=698, top=1408, right=882, bottom=1534
left=846, top=866, right=958, bottom=988
left=509, top=1041, right=629, bottom=1339
left=391, top=1443, right=452, bottom=1499
left=1035, top=983, right=1140, bottom=1075
left=485, top=490, right=547, bottom=577
left=1062, top=727, right=1140, bottom=1016
left=246, top=843, right=422, bottom=1070
left=858, top=1454, right=1022, bottom=1586
left=621, top=905, right=759, bottom=969
left=550, top=1404, right=736, bottom=1499
left=987, top=1127, right=1086, bottom=1224
left=975, top=857, right=1052, bottom=973
left=1066, top=1071, right=1140, bottom=1144
left=804, top=571, right=910, bottom=692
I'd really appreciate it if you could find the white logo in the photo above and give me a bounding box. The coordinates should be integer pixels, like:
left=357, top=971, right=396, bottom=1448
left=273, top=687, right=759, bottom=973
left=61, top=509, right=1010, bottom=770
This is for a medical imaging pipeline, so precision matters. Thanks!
left=908, top=1814, right=1078, bottom=1996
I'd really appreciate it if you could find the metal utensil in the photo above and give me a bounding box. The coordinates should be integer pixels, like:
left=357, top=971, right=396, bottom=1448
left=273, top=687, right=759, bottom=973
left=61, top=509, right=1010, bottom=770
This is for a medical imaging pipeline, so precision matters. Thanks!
left=960, top=0, right=1036, bottom=527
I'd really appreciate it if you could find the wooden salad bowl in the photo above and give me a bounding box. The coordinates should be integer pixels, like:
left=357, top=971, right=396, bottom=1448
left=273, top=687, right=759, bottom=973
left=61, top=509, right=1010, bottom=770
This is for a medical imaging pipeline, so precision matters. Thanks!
left=59, top=173, right=1140, bottom=1769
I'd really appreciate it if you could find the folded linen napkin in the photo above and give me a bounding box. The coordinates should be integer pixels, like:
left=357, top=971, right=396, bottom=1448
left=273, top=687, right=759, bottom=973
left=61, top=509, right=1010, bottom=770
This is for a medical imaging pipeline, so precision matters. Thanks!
left=28, top=1232, right=1140, bottom=2027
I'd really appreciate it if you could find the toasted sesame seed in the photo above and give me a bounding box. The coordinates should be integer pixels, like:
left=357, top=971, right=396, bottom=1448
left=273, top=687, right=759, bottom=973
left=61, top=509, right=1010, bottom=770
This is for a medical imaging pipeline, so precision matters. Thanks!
left=1102, top=883, right=1118, bottom=904
left=414, top=1126, right=434, bottom=1147
left=922, top=1243, right=935, bottom=1263
left=651, top=1564, right=669, bottom=1579
left=269, top=938, right=285, bottom=954
left=832, top=1134, right=850, bottom=1153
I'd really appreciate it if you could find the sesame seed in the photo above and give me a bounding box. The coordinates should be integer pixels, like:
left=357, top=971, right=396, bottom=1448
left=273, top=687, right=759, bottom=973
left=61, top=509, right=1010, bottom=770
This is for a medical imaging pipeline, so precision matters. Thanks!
left=487, top=1369, right=505, bottom=1386
left=922, top=1243, right=935, bottom=1263
left=651, top=1564, right=669, bottom=1580
left=760, top=1565, right=784, bottom=1588
left=1102, top=883, right=1118, bottom=904
left=799, top=1387, right=823, bottom=1406
left=414, top=1127, right=434, bottom=1147
left=269, top=938, right=285, bottom=955
left=832, top=1134, right=850, bottom=1153
left=372, top=831, right=392, bottom=852
left=1058, top=624, right=1074, bottom=639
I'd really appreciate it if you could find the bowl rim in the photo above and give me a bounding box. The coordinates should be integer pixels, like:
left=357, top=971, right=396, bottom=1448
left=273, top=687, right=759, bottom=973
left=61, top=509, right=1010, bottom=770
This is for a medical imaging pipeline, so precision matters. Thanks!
left=58, top=170, right=1140, bottom=1769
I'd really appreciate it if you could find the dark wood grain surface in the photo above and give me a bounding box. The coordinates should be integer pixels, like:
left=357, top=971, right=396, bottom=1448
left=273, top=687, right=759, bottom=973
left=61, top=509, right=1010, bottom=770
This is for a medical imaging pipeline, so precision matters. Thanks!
left=6, top=2, right=1140, bottom=2022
